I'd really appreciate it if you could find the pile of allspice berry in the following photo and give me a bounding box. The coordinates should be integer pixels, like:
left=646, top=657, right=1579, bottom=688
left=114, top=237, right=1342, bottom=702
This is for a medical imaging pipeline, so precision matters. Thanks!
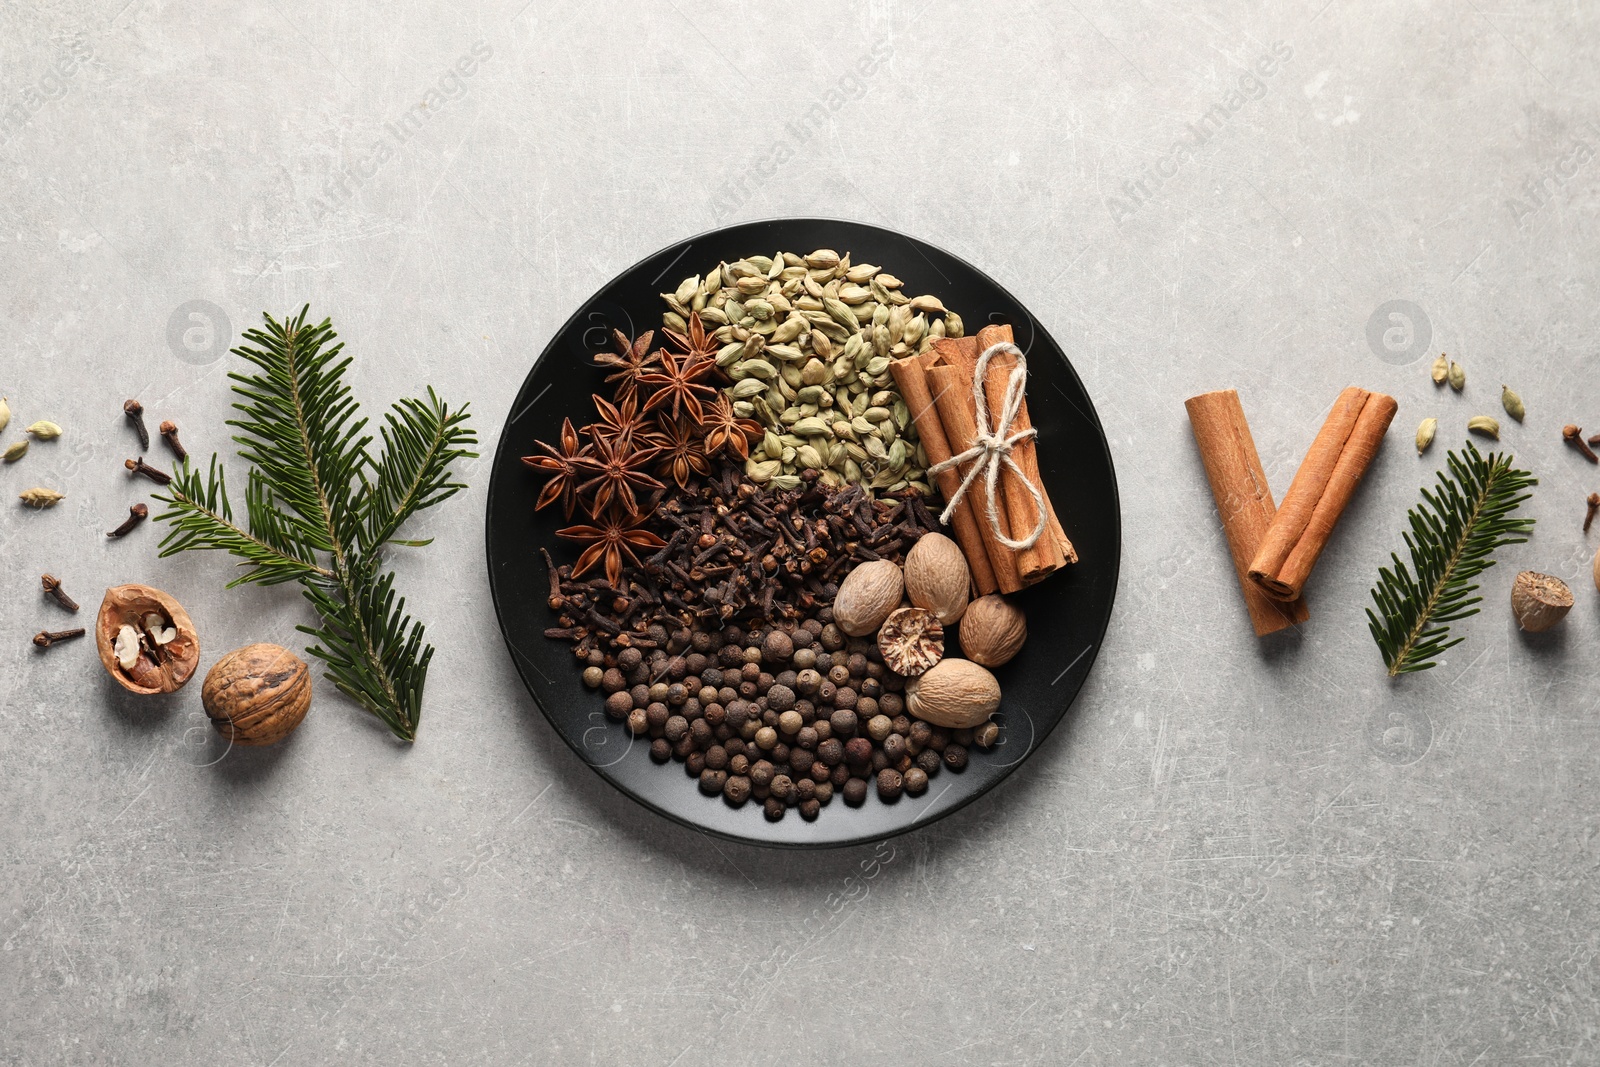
left=528, top=250, right=1031, bottom=823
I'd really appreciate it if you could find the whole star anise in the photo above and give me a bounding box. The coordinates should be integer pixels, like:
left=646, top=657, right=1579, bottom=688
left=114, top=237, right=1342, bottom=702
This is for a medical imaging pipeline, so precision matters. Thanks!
left=645, top=415, right=713, bottom=490
left=701, top=393, right=763, bottom=462
left=556, top=505, right=667, bottom=588
left=584, top=391, right=651, bottom=450
left=593, top=328, right=661, bottom=399
left=520, top=417, right=592, bottom=518
left=662, top=310, right=720, bottom=366
left=638, top=347, right=720, bottom=425
left=576, top=433, right=663, bottom=517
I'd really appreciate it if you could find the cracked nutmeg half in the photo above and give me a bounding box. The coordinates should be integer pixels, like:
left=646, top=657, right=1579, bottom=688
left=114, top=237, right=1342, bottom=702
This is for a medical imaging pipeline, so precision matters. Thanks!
left=95, top=584, right=200, bottom=694
left=877, top=606, right=944, bottom=677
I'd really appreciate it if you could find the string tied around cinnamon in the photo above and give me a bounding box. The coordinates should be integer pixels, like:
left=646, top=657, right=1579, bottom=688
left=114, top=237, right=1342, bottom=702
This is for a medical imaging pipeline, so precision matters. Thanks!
left=926, top=341, right=1047, bottom=551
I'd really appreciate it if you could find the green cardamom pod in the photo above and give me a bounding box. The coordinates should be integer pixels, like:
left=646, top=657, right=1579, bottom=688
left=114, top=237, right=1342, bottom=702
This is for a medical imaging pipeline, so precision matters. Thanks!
left=0, top=396, right=9, bottom=432
left=25, top=420, right=62, bottom=439
left=1415, top=417, right=1437, bottom=453
left=945, top=311, right=964, bottom=339
left=1467, top=415, right=1500, bottom=440
left=3, top=439, right=27, bottom=462
left=19, top=487, right=63, bottom=507
left=1501, top=385, right=1525, bottom=422
left=1430, top=353, right=1449, bottom=385
left=1448, top=360, right=1465, bottom=392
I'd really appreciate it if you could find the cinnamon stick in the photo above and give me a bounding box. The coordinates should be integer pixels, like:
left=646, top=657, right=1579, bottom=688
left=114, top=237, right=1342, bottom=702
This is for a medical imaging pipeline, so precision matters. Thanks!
left=890, top=349, right=999, bottom=595
left=973, top=324, right=1075, bottom=579
left=927, top=362, right=1025, bottom=593
left=1185, top=389, right=1309, bottom=636
left=1248, top=386, right=1398, bottom=602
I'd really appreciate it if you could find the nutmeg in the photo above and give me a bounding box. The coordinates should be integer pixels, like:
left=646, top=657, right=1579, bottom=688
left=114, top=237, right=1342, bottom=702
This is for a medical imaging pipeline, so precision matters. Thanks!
left=202, top=643, right=312, bottom=746
left=905, top=658, right=1001, bottom=729
left=877, top=607, right=944, bottom=676
left=95, top=584, right=200, bottom=694
left=958, top=594, right=1028, bottom=667
left=1511, top=571, right=1572, bottom=633
left=903, top=532, right=970, bottom=625
left=833, top=559, right=904, bottom=637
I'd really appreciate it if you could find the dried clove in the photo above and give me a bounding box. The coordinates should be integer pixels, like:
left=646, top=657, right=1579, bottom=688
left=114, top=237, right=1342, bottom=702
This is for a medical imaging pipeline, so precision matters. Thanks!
left=1587, top=493, right=1600, bottom=534
left=1563, top=425, right=1599, bottom=464
left=41, top=573, right=79, bottom=612
left=34, top=627, right=86, bottom=648
left=124, top=399, right=150, bottom=451
left=108, top=503, right=149, bottom=538
left=124, top=456, right=173, bottom=485
left=159, top=420, right=187, bottom=462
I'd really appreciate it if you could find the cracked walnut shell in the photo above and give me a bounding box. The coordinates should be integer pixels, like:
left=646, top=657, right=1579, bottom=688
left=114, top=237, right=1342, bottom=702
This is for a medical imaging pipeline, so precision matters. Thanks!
left=95, top=584, right=200, bottom=694
left=203, top=644, right=311, bottom=746
left=877, top=607, right=944, bottom=676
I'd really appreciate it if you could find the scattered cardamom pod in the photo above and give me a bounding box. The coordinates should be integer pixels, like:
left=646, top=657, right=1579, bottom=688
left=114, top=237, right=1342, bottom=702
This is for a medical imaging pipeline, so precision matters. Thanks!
left=1448, top=360, right=1466, bottom=392
left=1415, top=417, right=1438, bottom=453
left=0, top=396, right=9, bottom=432
left=1430, top=353, right=1449, bottom=385
left=3, top=439, right=28, bottom=462
left=1467, top=415, right=1500, bottom=440
left=1501, top=385, right=1525, bottom=422
left=19, top=487, right=64, bottom=508
left=25, top=420, right=62, bottom=440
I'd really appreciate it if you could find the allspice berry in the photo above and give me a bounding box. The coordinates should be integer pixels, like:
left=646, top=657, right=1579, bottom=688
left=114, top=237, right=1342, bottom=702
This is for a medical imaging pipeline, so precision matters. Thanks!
left=202, top=643, right=311, bottom=746
left=1510, top=571, right=1572, bottom=633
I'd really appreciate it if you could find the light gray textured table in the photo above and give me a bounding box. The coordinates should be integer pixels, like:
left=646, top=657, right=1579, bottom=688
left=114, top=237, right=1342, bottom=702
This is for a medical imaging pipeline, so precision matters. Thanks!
left=3, top=2, right=1598, bottom=1063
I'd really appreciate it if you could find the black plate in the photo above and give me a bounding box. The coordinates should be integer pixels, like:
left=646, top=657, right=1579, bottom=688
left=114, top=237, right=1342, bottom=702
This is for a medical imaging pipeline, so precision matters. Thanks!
left=486, top=218, right=1121, bottom=848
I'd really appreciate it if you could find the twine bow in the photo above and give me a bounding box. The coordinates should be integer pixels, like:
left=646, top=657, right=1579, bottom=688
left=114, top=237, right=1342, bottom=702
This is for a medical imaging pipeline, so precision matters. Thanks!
left=926, top=341, right=1047, bottom=551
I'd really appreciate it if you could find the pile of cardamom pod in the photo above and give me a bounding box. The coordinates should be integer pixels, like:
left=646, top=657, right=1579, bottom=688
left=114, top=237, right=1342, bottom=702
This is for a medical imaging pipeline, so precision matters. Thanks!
left=661, top=250, right=964, bottom=496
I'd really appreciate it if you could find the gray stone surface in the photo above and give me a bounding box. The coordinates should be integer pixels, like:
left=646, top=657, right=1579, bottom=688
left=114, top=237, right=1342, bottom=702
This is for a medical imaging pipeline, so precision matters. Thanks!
left=2, top=1, right=1598, bottom=1063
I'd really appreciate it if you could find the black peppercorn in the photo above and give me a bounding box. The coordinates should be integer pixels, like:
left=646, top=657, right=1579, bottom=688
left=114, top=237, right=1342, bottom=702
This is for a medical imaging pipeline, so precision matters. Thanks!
left=876, top=768, right=903, bottom=801
left=842, top=778, right=868, bottom=806
left=650, top=738, right=671, bottom=763
left=943, top=744, right=969, bottom=772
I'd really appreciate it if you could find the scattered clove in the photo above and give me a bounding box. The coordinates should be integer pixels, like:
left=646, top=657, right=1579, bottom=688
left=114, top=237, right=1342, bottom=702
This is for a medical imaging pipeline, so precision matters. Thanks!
left=108, top=503, right=149, bottom=538
left=34, top=627, right=86, bottom=649
left=1563, top=425, right=1599, bottom=464
left=124, top=457, right=172, bottom=485
left=124, top=399, right=149, bottom=450
left=159, top=420, right=187, bottom=462
left=1586, top=493, right=1600, bottom=534
left=41, top=573, right=80, bottom=612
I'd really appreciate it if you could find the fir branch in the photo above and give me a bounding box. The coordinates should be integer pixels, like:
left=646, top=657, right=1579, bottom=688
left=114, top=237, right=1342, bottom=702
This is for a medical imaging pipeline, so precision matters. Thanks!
left=152, top=307, right=474, bottom=742
left=1366, top=442, right=1536, bottom=676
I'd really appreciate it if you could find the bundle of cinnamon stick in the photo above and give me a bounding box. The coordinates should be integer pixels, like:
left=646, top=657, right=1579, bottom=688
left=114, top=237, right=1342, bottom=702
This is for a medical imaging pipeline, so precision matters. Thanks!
left=890, top=324, right=1076, bottom=594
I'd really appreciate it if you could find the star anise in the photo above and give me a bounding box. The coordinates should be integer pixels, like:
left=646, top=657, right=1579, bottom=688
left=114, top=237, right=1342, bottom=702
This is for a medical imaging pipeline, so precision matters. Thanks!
left=576, top=433, right=663, bottom=517
left=593, top=328, right=661, bottom=399
left=638, top=346, right=720, bottom=425
left=662, top=310, right=720, bottom=365
left=645, top=415, right=713, bottom=490
left=520, top=417, right=592, bottom=518
left=584, top=391, right=651, bottom=450
left=701, top=393, right=764, bottom=462
left=556, top=505, right=667, bottom=589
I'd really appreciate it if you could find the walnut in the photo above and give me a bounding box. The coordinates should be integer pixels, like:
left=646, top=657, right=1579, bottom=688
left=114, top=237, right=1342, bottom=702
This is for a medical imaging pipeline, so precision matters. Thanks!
left=903, top=532, right=970, bottom=624
left=877, top=607, right=944, bottom=676
left=1511, top=571, right=1572, bottom=633
left=906, top=658, right=1001, bottom=729
left=833, top=559, right=904, bottom=637
left=958, top=594, right=1028, bottom=667
left=95, top=584, right=200, bottom=694
left=202, top=644, right=312, bottom=746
